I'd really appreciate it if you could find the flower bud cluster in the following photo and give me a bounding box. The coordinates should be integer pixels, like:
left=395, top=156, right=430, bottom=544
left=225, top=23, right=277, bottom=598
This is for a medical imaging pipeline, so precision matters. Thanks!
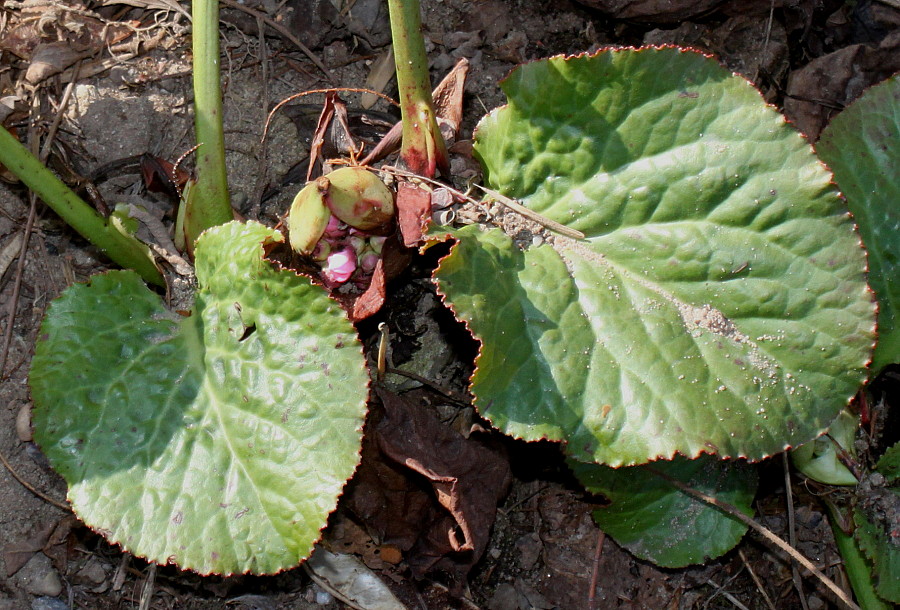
left=312, top=216, right=388, bottom=288
left=287, top=167, right=395, bottom=290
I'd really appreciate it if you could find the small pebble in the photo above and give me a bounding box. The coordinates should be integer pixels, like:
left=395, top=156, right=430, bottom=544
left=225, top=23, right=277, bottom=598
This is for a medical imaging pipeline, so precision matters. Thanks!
left=16, top=403, right=32, bottom=442
left=807, top=594, right=825, bottom=610
left=31, top=598, right=68, bottom=610
left=74, top=557, right=107, bottom=586
left=16, top=554, right=62, bottom=598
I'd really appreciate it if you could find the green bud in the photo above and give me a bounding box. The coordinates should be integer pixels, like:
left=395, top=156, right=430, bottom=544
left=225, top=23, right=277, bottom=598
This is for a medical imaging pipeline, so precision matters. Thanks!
left=323, top=167, right=395, bottom=231
left=288, top=177, right=332, bottom=255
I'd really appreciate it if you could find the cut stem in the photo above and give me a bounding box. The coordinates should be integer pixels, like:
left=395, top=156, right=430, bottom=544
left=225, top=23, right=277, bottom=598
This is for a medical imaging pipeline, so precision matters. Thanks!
left=0, top=126, right=163, bottom=285
left=387, top=0, right=448, bottom=178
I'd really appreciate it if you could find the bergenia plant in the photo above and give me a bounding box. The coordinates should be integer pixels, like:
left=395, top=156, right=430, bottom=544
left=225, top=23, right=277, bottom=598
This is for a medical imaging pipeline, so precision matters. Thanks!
left=16, top=0, right=895, bottom=597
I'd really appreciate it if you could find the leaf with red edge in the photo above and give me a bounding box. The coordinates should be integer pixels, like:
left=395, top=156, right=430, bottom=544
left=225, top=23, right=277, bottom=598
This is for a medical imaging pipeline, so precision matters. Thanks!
left=428, top=48, right=875, bottom=467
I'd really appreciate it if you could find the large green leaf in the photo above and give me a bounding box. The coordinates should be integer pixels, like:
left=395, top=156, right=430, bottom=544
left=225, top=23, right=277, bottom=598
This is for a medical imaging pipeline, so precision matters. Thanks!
left=435, top=48, right=874, bottom=466
left=817, top=75, right=900, bottom=372
left=570, top=455, right=757, bottom=567
left=30, top=221, right=368, bottom=575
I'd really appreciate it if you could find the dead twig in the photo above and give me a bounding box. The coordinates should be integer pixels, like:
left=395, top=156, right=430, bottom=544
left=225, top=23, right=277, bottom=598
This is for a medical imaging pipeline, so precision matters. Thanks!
left=383, top=367, right=470, bottom=405
left=473, top=183, right=586, bottom=240
left=138, top=563, right=156, bottom=610
left=739, top=548, right=777, bottom=610
left=705, top=578, right=751, bottom=610
left=587, top=528, right=606, bottom=610
left=784, top=453, right=811, bottom=610
left=262, top=87, right=398, bottom=144
left=0, top=196, right=36, bottom=380
left=0, top=447, right=71, bottom=511
left=753, top=0, right=776, bottom=83
left=219, top=0, right=335, bottom=84
left=647, top=467, right=860, bottom=610
left=249, top=13, right=271, bottom=217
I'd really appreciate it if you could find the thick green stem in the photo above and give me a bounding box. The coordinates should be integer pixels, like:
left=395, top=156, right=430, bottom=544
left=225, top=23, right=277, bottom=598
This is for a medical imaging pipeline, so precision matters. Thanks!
left=187, top=0, right=233, bottom=244
left=824, top=502, right=891, bottom=610
left=387, top=0, right=448, bottom=178
left=0, top=126, right=163, bottom=285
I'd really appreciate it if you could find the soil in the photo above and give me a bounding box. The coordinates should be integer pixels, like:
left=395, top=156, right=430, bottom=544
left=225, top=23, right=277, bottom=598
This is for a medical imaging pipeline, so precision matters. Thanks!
left=1, top=0, right=898, bottom=609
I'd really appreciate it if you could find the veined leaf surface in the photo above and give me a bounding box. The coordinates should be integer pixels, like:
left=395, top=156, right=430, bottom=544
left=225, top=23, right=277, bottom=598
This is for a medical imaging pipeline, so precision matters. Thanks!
left=30, top=221, right=368, bottom=574
left=432, top=48, right=875, bottom=466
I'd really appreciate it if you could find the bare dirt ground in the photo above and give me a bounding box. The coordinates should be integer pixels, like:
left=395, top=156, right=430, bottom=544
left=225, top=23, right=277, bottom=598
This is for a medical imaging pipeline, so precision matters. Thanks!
left=1, top=0, right=898, bottom=608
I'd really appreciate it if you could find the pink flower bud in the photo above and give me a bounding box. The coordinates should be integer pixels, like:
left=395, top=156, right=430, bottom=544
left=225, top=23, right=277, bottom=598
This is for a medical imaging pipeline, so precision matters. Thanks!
left=368, top=236, right=387, bottom=254
left=348, top=235, right=366, bottom=254
left=324, top=215, right=347, bottom=238
left=323, top=248, right=357, bottom=284
left=311, top=240, right=332, bottom=262
left=360, top=252, right=380, bottom=273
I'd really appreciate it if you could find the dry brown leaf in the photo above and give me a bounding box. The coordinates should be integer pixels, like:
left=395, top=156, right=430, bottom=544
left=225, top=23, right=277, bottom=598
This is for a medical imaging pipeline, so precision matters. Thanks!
left=784, top=39, right=900, bottom=140
left=345, top=388, right=510, bottom=590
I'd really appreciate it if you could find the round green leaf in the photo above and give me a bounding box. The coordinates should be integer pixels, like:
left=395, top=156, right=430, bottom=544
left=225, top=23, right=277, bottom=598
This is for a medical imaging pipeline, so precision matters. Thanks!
left=443, top=47, right=874, bottom=466
left=817, top=75, right=900, bottom=372
left=570, top=455, right=757, bottom=567
left=30, top=221, right=368, bottom=575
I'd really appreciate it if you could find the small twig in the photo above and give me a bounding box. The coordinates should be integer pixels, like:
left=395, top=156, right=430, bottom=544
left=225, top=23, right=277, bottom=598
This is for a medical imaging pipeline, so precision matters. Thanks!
left=0, top=198, right=34, bottom=378
left=0, top=446, right=71, bottom=511
left=379, top=165, right=474, bottom=202
left=138, top=563, right=156, bottom=610
left=739, top=548, right=777, bottom=610
left=706, top=579, right=751, bottom=610
left=587, top=528, right=606, bottom=610
left=219, top=0, right=334, bottom=84
left=262, top=87, right=398, bottom=144
left=383, top=367, right=470, bottom=405
left=647, top=467, right=860, bottom=610
left=753, top=0, right=776, bottom=83
left=826, top=432, right=863, bottom=481
left=784, top=453, right=811, bottom=610
left=473, top=183, right=586, bottom=240
left=40, top=66, right=80, bottom=161
left=112, top=554, right=130, bottom=591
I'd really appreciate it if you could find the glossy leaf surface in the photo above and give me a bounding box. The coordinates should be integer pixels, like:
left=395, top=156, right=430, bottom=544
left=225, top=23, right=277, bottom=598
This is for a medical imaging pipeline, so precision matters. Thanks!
left=570, top=455, right=757, bottom=567
left=436, top=48, right=875, bottom=465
